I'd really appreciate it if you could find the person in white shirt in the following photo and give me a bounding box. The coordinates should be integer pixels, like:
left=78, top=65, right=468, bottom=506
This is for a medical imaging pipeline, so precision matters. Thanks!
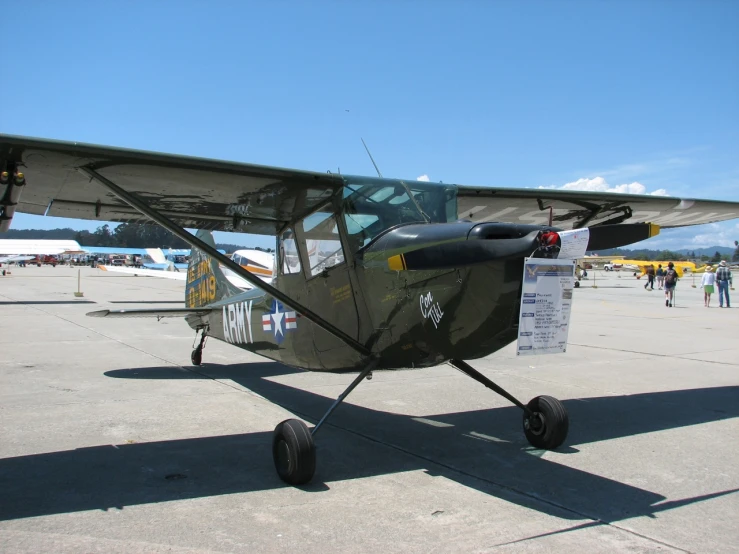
left=701, top=266, right=716, bottom=307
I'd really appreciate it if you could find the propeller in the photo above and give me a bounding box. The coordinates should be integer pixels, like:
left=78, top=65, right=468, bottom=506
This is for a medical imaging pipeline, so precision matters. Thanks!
left=585, top=223, right=660, bottom=251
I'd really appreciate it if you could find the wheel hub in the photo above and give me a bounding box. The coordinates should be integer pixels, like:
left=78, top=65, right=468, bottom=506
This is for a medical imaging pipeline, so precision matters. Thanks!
left=525, top=412, right=546, bottom=436
left=275, top=439, right=291, bottom=474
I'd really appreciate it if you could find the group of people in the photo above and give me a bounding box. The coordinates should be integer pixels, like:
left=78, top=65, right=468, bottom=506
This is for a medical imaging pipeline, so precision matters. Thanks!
left=642, top=263, right=678, bottom=299
left=642, top=261, right=732, bottom=308
left=700, top=260, right=733, bottom=308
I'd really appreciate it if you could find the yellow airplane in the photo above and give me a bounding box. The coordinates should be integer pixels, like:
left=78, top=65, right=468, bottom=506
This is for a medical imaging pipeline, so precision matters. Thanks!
left=628, top=260, right=696, bottom=278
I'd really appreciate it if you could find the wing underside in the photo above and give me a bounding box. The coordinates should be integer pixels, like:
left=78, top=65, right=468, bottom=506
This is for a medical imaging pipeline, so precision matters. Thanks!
left=1, top=134, right=342, bottom=235
left=2, top=134, right=737, bottom=234
left=456, top=186, right=738, bottom=229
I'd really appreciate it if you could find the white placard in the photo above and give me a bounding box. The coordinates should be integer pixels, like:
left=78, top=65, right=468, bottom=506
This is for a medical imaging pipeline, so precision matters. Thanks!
left=557, top=228, right=590, bottom=259
left=516, top=257, right=576, bottom=356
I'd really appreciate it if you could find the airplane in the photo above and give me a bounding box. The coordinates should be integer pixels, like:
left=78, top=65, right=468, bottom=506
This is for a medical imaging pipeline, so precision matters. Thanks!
left=77, top=245, right=170, bottom=268
left=2, top=133, right=739, bottom=486
left=621, top=260, right=696, bottom=278
left=0, top=238, right=81, bottom=256
left=231, top=248, right=275, bottom=281
left=0, top=254, right=34, bottom=266
left=98, top=247, right=274, bottom=290
left=0, top=238, right=85, bottom=266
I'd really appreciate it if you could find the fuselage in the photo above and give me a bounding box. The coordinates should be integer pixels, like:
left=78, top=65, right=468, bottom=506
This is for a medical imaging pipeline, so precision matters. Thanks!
left=186, top=176, right=552, bottom=372
left=194, top=257, right=526, bottom=372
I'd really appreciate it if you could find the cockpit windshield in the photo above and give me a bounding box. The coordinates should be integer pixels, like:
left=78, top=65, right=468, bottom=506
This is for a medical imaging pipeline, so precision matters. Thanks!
left=342, top=178, right=457, bottom=252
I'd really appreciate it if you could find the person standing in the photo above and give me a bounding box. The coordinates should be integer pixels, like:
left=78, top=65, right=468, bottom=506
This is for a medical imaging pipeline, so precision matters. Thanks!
left=656, top=264, right=665, bottom=289
left=664, top=262, right=678, bottom=307
left=715, top=260, right=733, bottom=308
left=644, top=264, right=656, bottom=290
left=701, top=267, right=716, bottom=307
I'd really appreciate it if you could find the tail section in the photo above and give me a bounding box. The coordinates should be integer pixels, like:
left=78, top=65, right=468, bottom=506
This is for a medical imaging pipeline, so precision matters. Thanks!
left=186, top=230, right=242, bottom=307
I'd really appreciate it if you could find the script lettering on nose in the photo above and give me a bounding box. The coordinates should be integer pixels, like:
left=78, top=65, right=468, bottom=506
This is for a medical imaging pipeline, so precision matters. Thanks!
left=420, top=291, right=445, bottom=329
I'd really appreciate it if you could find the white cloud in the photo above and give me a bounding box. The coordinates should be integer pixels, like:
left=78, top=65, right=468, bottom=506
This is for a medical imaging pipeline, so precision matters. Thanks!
left=686, top=222, right=739, bottom=248
left=541, top=176, right=669, bottom=196
left=416, top=174, right=430, bottom=182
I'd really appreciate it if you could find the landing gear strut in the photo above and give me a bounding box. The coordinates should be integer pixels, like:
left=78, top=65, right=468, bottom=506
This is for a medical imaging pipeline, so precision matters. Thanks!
left=191, top=329, right=207, bottom=366
left=449, top=359, right=569, bottom=450
left=272, top=360, right=378, bottom=485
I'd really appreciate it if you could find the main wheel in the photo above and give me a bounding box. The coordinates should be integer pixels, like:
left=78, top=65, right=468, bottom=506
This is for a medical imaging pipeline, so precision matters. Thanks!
left=523, top=395, right=569, bottom=449
left=190, top=349, right=202, bottom=366
left=574, top=281, right=580, bottom=288
left=273, top=419, right=316, bottom=485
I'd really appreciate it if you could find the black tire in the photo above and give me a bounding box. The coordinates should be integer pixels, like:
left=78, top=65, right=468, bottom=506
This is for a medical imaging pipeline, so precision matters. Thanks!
left=191, top=349, right=202, bottom=366
left=574, top=281, right=580, bottom=288
left=523, top=395, right=569, bottom=450
left=273, top=419, right=316, bottom=485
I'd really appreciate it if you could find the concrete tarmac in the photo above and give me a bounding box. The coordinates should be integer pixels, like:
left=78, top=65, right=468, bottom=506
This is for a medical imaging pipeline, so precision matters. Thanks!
left=0, top=266, right=737, bottom=553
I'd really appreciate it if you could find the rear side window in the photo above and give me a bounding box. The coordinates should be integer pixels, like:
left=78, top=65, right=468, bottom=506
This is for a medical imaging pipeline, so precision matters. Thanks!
left=300, top=209, right=345, bottom=277
left=279, top=228, right=301, bottom=275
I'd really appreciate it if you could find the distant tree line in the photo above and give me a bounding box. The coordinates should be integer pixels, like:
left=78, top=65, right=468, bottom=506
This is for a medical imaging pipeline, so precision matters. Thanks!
left=216, top=243, right=274, bottom=254
left=72, top=224, right=191, bottom=249
left=594, top=245, right=737, bottom=263
left=0, top=225, right=274, bottom=253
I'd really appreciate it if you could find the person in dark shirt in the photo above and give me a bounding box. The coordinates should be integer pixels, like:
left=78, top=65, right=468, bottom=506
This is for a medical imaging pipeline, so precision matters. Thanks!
left=715, top=260, right=733, bottom=308
left=644, top=264, right=656, bottom=291
left=656, top=264, right=665, bottom=289
left=663, top=262, right=678, bottom=307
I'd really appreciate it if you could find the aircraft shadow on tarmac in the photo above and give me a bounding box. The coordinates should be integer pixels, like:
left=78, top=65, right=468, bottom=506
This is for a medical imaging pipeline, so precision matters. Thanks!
left=1, top=361, right=737, bottom=524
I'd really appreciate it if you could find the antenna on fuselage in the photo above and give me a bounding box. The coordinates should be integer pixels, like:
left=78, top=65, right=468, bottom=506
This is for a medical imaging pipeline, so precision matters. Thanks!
left=361, top=138, right=383, bottom=178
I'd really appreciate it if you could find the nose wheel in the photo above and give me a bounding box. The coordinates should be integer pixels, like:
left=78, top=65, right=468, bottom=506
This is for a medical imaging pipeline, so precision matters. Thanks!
left=449, top=359, right=570, bottom=450
left=522, top=395, right=569, bottom=449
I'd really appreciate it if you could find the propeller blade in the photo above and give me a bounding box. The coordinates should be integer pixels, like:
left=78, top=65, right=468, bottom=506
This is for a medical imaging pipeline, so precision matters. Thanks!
left=586, top=223, right=660, bottom=251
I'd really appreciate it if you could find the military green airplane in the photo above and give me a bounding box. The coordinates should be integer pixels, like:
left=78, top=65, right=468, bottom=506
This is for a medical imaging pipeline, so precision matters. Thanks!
left=2, top=133, right=738, bottom=485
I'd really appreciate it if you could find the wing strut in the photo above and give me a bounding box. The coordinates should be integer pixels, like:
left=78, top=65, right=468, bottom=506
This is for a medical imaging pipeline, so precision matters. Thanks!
left=77, top=166, right=372, bottom=358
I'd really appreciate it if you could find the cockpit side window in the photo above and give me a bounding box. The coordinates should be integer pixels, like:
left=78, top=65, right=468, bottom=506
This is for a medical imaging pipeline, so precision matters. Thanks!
left=300, top=208, right=345, bottom=277
left=279, top=228, right=301, bottom=275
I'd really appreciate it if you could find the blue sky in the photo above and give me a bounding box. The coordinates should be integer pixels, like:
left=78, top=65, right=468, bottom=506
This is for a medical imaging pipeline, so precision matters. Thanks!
left=3, top=1, right=738, bottom=250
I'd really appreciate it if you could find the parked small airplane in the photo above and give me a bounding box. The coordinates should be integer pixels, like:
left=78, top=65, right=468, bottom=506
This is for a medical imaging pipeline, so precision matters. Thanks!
left=622, top=260, right=696, bottom=277
left=0, top=238, right=81, bottom=255
left=0, top=254, right=33, bottom=265
left=2, top=134, right=738, bottom=485
left=98, top=248, right=273, bottom=290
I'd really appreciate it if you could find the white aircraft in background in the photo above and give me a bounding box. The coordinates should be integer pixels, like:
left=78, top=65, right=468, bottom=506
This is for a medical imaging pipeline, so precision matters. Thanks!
left=98, top=248, right=274, bottom=290
left=0, top=239, right=81, bottom=255
left=0, top=254, right=34, bottom=264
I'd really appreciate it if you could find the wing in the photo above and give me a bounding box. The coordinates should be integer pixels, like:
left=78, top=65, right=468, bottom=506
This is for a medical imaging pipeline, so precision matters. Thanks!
left=1, top=134, right=342, bottom=235
left=97, top=264, right=188, bottom=280
left=4, top=134, right=737, bottom=235
left=0, top=239, right=82, bottom=255
left=456, top=186, right=739, bottom=229
left=97, top=264, right=254, bottom=290
left=87, top=308, right=212, bottom=318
